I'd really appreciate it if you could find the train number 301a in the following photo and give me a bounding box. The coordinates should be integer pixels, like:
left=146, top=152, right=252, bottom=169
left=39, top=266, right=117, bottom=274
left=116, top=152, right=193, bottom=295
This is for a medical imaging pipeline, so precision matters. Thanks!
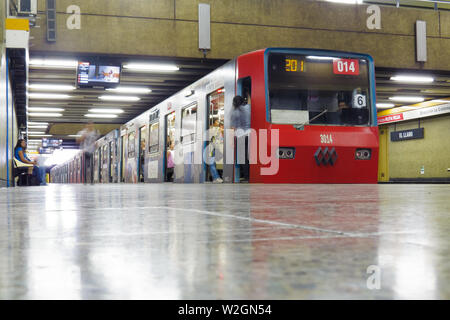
left=320, top=134, right=333, bottom=144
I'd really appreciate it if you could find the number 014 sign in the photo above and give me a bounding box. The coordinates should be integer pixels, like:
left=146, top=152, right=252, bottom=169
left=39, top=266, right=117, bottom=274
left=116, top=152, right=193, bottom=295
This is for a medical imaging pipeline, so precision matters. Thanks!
left=333, top=59, right=359, bottom=75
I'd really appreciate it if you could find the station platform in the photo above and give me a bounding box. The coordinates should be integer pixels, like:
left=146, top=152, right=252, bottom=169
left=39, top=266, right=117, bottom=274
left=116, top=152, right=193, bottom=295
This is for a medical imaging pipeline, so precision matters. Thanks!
left=0, top=184, right=449, bottom=299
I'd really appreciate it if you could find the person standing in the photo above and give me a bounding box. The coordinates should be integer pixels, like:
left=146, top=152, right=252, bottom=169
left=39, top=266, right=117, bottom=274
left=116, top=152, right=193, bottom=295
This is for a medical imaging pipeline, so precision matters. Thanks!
left=76, top=122, right=100, bottom=184
left=230, top=95, right=251, bottom=182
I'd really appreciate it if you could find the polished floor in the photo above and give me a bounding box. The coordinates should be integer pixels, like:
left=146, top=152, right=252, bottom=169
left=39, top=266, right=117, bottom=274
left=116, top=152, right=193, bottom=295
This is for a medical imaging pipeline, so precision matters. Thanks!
left=0, top=183, right=449, bottom=299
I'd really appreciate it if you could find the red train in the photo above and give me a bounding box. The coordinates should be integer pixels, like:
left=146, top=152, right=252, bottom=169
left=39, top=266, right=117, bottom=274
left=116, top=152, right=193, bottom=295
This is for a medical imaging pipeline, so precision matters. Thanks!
left=51, top=48, right=379, bottom=184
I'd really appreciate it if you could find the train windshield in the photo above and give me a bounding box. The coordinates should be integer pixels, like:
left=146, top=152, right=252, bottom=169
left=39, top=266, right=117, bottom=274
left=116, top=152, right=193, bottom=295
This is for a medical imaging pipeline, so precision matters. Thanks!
left=267, top=52, right=372, bottom=126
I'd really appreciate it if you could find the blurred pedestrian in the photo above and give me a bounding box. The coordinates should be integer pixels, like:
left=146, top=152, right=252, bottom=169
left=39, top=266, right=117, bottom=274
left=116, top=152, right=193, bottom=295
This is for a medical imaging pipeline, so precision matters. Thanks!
left=76, top=122, right=100, bottom=183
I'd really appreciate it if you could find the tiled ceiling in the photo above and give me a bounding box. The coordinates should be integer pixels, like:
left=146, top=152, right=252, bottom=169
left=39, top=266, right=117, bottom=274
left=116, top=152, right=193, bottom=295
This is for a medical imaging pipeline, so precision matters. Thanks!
left=27, top=52, right=228, bottom=128
left=375, top=67, right=450, bottom=108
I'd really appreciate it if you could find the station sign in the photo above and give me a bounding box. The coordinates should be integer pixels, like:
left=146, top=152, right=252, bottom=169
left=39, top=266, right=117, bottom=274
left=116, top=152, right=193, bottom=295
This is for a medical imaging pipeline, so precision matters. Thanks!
left=390, top=128, right=424, bottom=142
left=378, top=103, right=450, bottom=124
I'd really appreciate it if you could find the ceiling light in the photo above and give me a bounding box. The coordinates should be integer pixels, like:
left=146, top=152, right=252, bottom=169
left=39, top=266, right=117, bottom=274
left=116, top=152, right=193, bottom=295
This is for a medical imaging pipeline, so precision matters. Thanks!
left=376, top=103, right=395, bottom=109
left=27, top=131, right=46, bottom=135
left=28, top=107, right=65, bottom=112
left=106, top=87, right=151, bottom=94
left=28, top=125, right=48, bottom=129
left=389, top=96, right=425, bottom=103
left=98, top=95, right=140, bottom=102
left=430, top=99, right=450, bottom=103
left=88, top=108, right=124, bottom=113
left=28, top=93, right=71, bottom=99
left=28, top=134, right=53, bottom=137
left=306, top=56, right=336, bottom=60
left=28, top=121, right=49, bottom=125
left=28, top=84, right=76, bottom=91
left=84, top=114, right=118, bottom=118
left=326, top=0, right=363, bottom=4
left=68, top=135, right=82, bottom=137
left=29, top=59, right=78, bottom=68
left=390, top=75, right=434, bottom=83
left=28, top=113, right=63, bottom=117
left=123, top=63, right=179, bottom=72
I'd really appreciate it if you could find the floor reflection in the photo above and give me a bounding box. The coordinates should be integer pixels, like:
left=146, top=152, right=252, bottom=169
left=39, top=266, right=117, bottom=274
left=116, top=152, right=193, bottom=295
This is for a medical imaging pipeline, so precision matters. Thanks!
left=0, top=184, right=448, bottom=299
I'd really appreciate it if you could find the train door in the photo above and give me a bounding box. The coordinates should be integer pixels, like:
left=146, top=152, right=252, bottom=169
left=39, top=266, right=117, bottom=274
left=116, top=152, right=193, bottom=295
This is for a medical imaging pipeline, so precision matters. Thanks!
left=234, top=77, right=252, bottom=183
left=126, top=131, right=137, bottom=183
left=109, top=141, right=113, bottom=183
left=120, top=134, right=126, bottom=182
left=101, top=144, right=108, bottom=183
left=93, top=148, right=99, bottom=183
left=181, top=103, right=198, bottom=183
left=138, top=126, right=147, bottom=183
left=164, top=111, right=176, bottom=182
left=205, top=89, right=225, bottom=182
left=113, top=138, right=118, bottom=183
left=76, top=157, right=80, bottom=183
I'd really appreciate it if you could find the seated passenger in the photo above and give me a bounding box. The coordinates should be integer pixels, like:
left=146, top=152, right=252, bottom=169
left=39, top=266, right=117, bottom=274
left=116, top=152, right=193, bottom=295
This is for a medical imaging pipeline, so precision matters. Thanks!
left=14, top=139, right=47, bottom=186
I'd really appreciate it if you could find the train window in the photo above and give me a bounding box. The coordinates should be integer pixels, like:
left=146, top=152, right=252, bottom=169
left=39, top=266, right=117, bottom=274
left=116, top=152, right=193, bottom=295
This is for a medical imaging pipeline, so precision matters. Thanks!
left=267, top=52, right=372, bottom=126
left=148, top=122, right=160, bottom=154
left=181, top=103, right=198, bottom=144
left=128, top=132, right=136, bottom=158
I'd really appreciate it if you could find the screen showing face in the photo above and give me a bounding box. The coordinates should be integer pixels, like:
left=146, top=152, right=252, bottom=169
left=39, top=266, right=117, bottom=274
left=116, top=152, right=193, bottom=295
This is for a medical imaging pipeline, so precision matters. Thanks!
left=77, top=62, right=120, bottom=85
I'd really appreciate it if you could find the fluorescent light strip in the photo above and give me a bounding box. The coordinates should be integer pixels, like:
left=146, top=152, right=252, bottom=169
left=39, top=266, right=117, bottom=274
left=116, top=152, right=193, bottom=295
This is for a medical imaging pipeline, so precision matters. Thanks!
left=390, top=75, right=434, bottom=83
left=68, top=135, right=82, bottom=137
left=29, top=84, right=76, bottom=91
left=306, top=56, right=336, bottom=61
left=389, top=96, right=425, bottom=103
left=376, top=103, right=395, bottom=109
left=98, top=95, right=140, bottom=102
left=431, top=99, right=450, bottom=103
left=28, top=122, right=49, bottom=125
left=27, top=131, right=46, bottom=135
left=28, top=134, right=52, bottom=137
left=29, top=59, right=78, bottom=68
left=85, top=114, right=118, bottom=118
left=28, top=93, right=71, bottom=99
left=106, top=87, right=151, bottom=94
left=28, top=107, right=65, bottom=112
left=326, top=0, right=363, bottom=4
left=28, top=125, right=49, bottom=129
left=123, top=63, right=179, bottom=72
left=28, top=113, right=63, bottom=117
left=88, top=108, right=124, bottom=114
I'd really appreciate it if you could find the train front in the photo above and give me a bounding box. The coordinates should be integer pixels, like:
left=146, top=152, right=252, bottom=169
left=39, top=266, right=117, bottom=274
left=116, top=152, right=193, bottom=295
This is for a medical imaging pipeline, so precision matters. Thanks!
left=251, top=48, right=379, bottom=183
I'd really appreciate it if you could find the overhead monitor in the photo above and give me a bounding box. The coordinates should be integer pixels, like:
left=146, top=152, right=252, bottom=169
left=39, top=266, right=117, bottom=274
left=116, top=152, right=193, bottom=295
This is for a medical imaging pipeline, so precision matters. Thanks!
left=76, top=61, right=121, bottom=87
left=42, top=138, right=63, bottom=148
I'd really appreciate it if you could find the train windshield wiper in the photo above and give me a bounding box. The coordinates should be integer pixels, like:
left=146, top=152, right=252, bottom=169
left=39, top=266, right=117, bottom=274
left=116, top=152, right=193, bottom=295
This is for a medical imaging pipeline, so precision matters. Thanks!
left=294, top=108, right=328, bottom=130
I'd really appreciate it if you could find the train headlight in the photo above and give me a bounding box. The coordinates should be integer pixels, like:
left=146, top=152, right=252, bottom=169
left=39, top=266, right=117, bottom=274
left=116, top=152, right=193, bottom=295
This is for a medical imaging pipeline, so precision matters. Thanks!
left=355, top=148, right=371, bottom=160
left=277, top=147, right=295, bottom=159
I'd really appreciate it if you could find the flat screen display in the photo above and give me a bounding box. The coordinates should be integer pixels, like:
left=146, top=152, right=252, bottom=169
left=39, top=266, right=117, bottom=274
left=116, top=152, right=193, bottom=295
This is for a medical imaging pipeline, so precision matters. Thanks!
left=42, top=138, right=63, bottom=148
left=77, top=61, right=121, bottom=87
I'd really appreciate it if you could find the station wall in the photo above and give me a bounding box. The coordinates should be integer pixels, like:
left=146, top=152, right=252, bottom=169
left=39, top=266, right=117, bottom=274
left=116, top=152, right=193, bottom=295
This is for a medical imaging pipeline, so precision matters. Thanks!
left=0, top=0, right=19, bottom=187
left=29, top=0, right=450, bottom=71
left=379, top=114, right=450, bottom=182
